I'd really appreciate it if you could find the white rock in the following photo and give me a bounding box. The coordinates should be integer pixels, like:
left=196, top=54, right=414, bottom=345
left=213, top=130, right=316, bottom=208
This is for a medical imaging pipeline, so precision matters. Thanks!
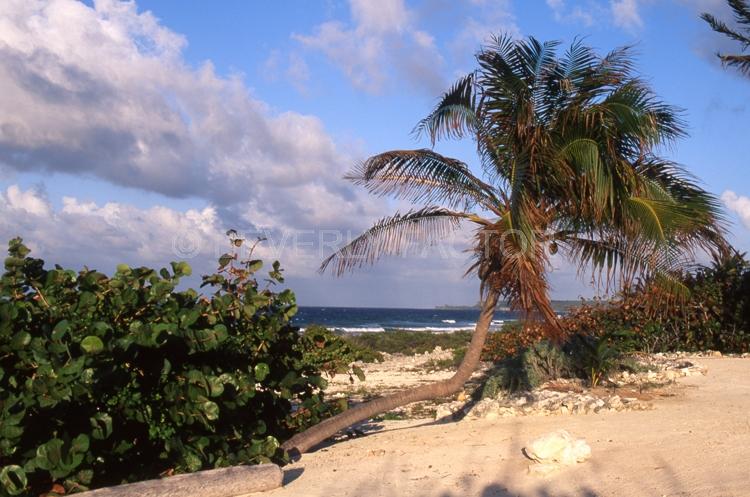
left=607, top=395, right=624, bottom=410
left=434, top=404, right=455, bottom=421
left=524, top=430, right=592, bottom=466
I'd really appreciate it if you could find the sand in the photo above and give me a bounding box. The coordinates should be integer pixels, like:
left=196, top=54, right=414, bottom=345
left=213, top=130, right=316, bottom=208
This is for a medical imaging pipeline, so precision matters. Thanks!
left=269, top=357, right=750, bottom=497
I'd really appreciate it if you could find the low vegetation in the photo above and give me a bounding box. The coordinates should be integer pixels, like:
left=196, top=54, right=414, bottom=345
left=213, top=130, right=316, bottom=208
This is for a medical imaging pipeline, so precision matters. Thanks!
left=344, top=330, right=472, bottom=356
left=0, top=238, right=336, bottom=496
left=297, top=325, right=383, bottom=381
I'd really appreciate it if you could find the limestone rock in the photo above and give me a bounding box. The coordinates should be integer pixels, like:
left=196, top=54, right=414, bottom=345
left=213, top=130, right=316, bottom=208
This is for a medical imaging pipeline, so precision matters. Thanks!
left=524, top=430, right=591, bottom=467
left=434, top=404, right=455, bottom=421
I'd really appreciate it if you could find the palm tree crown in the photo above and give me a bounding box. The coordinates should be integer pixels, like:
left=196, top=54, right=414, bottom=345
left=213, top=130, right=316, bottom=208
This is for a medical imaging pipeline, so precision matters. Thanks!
left=322, top=35, right=726, bottom=324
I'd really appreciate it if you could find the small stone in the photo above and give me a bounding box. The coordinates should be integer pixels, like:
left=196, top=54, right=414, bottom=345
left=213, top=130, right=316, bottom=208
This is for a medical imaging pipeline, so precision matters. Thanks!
left=607, top=395, right=624, bottom=410
left=711, top=350, right=723, bottom=357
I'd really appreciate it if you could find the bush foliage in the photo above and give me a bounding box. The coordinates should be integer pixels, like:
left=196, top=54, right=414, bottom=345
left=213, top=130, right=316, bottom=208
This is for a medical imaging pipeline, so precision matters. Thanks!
left=563, top=253, right=750, bottom=353
left=0, top=237, right=329, bottom=496
left=347, top=330, right=472, bottom=356
left=297, top=325, right=382, bottom=381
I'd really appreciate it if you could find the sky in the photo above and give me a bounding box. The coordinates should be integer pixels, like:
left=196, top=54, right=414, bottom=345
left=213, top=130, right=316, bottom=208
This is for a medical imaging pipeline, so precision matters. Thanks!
left=0, top=0, right=749, bottom=308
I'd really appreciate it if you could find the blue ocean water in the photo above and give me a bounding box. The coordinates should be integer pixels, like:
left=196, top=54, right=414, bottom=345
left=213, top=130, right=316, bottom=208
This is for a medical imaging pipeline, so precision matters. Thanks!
left=292, top=306, right=520, bottom=333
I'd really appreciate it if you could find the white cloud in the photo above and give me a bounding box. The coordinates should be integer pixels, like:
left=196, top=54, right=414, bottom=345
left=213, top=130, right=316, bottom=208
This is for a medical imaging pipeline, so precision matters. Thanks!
left=611, top=0, right=643, bottom=29
left=450, top=0, right=520, bottom=59
left=3, top=184, right=52, bottom=217
left=0, top=0, right=377, bottom=233
left=547, top=0, right=597, bottom=26
left=263, top=49, right=310, bottom=94
left=722, top=190, right=750, bottom=229
left=293, top=0, right=445, bottom=94
left=0, top=184, right=224, bottom=270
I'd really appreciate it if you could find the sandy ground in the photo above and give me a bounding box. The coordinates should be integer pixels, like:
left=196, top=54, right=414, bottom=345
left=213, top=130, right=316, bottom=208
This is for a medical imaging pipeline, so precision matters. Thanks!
left=269, top=357, right=750, bottom=497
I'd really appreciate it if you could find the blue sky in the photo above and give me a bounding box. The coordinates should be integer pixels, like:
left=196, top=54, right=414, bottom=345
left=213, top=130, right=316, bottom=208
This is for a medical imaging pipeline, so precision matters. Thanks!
left=1, top=0, right=749, bottom=308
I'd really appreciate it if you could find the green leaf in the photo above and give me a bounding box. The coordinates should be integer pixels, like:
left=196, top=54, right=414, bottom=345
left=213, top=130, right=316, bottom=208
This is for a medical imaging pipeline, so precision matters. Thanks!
left=52, top=320, right=70, bottom=340
left=0, top=465, right=27, bottom=496
left=171, top=261, right=192, bottom=277
left=254, top=363, right=270, bottom=382
left=247, top=260, right=263, bottom=272
left=352, top=365, right=366, bottom=382
left=201, top=401, right=220, bottom=421
left=90, top=413, right=113, bottom=440
left=80, top=336, right=104, bottom=354
left=10, top=332, right=31, bottom=349
left=218, top=253, right=234, bottom=269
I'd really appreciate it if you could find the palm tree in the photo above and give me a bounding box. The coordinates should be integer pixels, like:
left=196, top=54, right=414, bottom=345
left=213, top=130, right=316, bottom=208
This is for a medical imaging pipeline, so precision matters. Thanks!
left=281, top=36, right=725, bottom=456
left=702, top=0, right=750, bottom=75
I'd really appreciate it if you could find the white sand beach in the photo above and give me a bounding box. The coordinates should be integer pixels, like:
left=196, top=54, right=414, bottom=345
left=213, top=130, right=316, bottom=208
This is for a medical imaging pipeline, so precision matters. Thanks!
left=270, top=357, right=750, bottom=497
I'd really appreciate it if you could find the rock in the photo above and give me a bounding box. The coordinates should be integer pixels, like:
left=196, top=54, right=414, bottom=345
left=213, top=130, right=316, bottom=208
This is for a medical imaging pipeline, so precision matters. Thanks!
left=524, top=430, right=592, bottom=468
left=711, top=350, right=723, bottom=357
left=434, top=404, right=455, bottom=421
left=607, top=395, right=624, bottom=410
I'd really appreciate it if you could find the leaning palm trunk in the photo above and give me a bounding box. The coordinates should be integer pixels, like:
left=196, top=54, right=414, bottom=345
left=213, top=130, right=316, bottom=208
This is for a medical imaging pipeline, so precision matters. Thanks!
left=282, top=292, right=499, bottom=455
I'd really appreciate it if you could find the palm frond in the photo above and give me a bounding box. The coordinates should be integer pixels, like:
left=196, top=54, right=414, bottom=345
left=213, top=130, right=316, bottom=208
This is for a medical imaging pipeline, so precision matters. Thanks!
left=413, top=74, right=478, bottom=144
left=719, top=53, right=750, bottom=74
left=319, top=207, right=472, bottom=276
left=346, top=149, right=500, bottom=211
left=560, top=234, right=693, bottom=293
left=702, top=1, right=750, bottom=75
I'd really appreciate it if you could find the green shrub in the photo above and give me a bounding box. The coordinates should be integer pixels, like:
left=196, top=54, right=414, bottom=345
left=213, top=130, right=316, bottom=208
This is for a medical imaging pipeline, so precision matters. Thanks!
left=0, top=237, right=329, bottom=496
left=563, top=253, right=750, bottom=354
left=566, top=332, right=630, bottom=387
left=345, top=330, right=472, bottom=355
left=522, top=340, right=572, bottom=387
left=297, top=325, right=382, bottom=381
left=480, top=355, right=528, bottom=396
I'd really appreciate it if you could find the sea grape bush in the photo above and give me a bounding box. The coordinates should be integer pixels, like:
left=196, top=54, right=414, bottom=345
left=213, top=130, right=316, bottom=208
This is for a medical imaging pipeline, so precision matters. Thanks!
left=0, top=237, right=329, bottom=496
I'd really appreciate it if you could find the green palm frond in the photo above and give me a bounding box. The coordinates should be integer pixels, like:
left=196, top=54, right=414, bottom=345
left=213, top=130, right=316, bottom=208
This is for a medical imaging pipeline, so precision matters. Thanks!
left=413, top=74, right=478, bottom=144
left=319, top=207, right=474, bottom=276
left=557, top=137, right=611, bottom=211
left=346, top=149, right=500, bottom=211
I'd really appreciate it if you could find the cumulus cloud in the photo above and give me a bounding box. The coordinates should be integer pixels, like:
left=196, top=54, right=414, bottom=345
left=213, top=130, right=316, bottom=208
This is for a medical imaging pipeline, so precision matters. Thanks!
left=611, top=0, right=643, bottom=29
left=0, top=184, right=225, bottom=270
left=0, top=183, right=357, bottom=281
left=0, top=183, right=492, bottom=305
left=722, top=190, right=750, bottom=229
left=293, top=0, right=446, bottom=94
left=0, top=0, right=377, bottom=232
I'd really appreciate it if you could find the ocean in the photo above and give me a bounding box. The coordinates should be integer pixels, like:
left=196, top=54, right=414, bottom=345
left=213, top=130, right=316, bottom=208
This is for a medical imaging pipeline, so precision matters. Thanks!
left=292, top=306, right=521, bottom=333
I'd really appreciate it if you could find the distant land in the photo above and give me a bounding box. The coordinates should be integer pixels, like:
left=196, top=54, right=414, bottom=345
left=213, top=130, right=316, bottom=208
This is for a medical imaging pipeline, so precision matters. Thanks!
left=435, top=300, right=596, bottom=312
